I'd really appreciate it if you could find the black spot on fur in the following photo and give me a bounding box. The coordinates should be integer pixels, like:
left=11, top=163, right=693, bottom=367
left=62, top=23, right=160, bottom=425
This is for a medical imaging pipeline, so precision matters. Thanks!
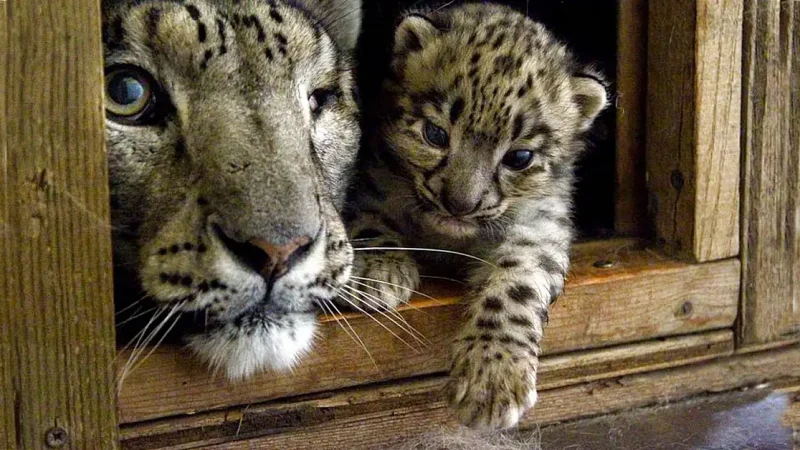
left=252, top=16, right=266, bottom=42
left=198, top=22, right=207, bottom=42
left=197, top=244, right=207, bottom=253
left=274, top=32, right=288, bottom=45
left=198, top=281, right=210, bottom=292
left=483, top=297, right=504, bottom=312
left=495, top=353, right=503, bottom=360
left=492, top=33, right=506, bottom=50
left=508, top=285, right=535, bottom=304
left=498, top=259, right=519, bottom=269
left=201, top=49, right=213, bottom=70
left=479, top=334, right=493, bottom=342
left=509, top=315, right=533, bottom=327
left=185, top=4, right=201, bottom=20
left=539, top=254, right=562, bottom=275
left=270, top=9, right=283, bottom=23
left=159, top=273, right=169, bottom=282
left=158, top=248, right=168, bottom=256
left=449, top=98, right=464, bottom=124
left=512, top=115, right=524, bottom=140
left=146, top=8, right=162, bottom=37
left=476, top=318, right=500, bottom=330
left=181, top=276, right=193, bottom=287
left=168, top=274, right=181, bottom=285
left=183, top=243, right=194, bottom=251
left=170, top=245, right=180, bottom=254
left=265, top=48, right=274, bottom=61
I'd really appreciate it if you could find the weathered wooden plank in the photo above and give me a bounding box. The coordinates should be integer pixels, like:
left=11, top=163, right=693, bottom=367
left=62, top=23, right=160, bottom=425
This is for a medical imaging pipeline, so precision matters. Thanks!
left=739, top=0, right=800, bottom=344
left=118, top=331, right=733, bottom=449
left=614, top=0, right=648, bottom=235
left=646, top=0, right=742, bottom=261
left=122, top=340, right=799, bottom=450
left=0, top=2, right=15, bottom=448
left=0, top=0, right=118, bottom=448
left=117, top=240, right=740, bottom=423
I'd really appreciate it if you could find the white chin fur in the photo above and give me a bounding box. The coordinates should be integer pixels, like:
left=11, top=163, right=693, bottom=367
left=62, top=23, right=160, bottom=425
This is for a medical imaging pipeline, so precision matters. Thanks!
left=187, top=315, right=317, bottom=381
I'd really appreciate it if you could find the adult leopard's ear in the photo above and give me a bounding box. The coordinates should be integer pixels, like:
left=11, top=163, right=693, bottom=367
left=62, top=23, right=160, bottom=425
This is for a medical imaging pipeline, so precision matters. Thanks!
left=571, top=69, right=609, bottom=132
left=296, top=0, right=362, bottom=53
left=393, top=11, right=447, bottom=54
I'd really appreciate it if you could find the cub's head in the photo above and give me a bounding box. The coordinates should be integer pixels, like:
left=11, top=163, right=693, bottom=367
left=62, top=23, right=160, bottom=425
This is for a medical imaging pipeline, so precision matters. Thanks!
left=378, top=4, right=607, bottom=237
left=104, top=0, right=361, bottom=379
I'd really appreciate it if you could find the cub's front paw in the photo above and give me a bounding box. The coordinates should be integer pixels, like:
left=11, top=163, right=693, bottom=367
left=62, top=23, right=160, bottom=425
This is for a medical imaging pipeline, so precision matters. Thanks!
left=445, top=337, right=538, bottom=430
left=336, top=252, right=419, bottom=311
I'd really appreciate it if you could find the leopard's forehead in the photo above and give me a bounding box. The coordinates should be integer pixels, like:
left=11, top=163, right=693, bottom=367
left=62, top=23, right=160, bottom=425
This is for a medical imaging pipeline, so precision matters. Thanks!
left=391, top=4, right=581, bottom=141
left=102, top=0, right=341, bottom=92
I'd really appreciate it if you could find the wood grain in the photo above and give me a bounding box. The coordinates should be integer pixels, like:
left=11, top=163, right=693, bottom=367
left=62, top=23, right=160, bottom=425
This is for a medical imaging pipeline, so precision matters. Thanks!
left=0, top=2, right=14, bottom=449
left=0, top=0, right=118, bottom=448
left=739, top=0, right=800, bottom=344
left=614, top=0, right=648, bottom=236
left=646, top=0, right=742, bottom=262
left=117, top=240, right=740, bottom=423
left=121, top=339, right=798, bottom=450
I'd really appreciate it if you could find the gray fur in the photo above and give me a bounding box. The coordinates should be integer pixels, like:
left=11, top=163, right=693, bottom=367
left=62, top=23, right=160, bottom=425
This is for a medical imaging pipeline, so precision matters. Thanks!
left=104, top=0, right=361, bottom=379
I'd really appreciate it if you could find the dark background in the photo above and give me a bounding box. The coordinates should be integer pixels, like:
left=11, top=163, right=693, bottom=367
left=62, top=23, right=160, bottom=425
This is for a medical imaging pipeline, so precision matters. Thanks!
left=355, top=0, right=618, bottom=239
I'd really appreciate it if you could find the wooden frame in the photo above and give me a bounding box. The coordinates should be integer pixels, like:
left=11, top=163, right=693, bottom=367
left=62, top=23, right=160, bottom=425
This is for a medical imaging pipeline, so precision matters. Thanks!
left=0, top=0, right=119, bottom=448
left=1, top=0, right=798, bottom=448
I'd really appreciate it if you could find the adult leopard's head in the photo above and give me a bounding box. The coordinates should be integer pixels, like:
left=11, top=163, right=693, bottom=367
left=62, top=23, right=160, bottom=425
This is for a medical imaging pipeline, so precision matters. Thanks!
left=104, top=0, right=361, bottom=379
left=377, top=4, right=607, bottom=238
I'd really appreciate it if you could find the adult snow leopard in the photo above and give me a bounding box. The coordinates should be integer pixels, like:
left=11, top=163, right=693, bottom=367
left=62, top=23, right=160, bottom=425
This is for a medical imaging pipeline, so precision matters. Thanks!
left=104, top=0, right=361, bottom=380
left=347, top=3, right=608, bottom=429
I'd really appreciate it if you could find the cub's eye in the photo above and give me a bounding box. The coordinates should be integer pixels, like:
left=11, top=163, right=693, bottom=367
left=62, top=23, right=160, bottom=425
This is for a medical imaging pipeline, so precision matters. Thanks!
left=309, top=88, right=337, bottom=114
left=423, top=120, right=449, bottom=148
left=501, top=149, right=535, bottom=171
left=105, top=65, right=160, bottom=124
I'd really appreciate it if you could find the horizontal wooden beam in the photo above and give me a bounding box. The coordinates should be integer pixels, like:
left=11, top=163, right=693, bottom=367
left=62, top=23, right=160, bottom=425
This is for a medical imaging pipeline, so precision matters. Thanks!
left=117, top=240, right=740, bottom=423
left=121, top=335, right=800, bottom=450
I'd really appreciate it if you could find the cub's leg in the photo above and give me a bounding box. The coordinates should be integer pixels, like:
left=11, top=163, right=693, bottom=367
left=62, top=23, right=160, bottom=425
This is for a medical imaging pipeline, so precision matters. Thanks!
left=334, top=211, right=420, bottom=312
left=446, top=218, right=570, bottom=429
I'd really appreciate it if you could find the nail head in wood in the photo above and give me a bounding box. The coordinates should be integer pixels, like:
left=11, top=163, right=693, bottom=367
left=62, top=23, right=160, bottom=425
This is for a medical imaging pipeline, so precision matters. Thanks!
left=593, top=259, right=615, bottom=269
left=45, top=426, right=68, bottom=448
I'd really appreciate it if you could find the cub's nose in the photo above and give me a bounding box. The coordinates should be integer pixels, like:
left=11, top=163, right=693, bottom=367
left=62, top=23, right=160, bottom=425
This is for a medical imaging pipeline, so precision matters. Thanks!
left=216, top=227, right=313, bottom=280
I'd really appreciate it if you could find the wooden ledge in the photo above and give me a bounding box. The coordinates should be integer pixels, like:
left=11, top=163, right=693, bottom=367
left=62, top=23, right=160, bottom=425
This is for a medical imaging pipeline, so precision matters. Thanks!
left=117, top=239, right=740, bottom=423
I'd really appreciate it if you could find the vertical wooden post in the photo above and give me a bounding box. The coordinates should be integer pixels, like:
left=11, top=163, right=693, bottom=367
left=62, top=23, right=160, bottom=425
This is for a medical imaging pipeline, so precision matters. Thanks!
left=0, top=0, right=119, bottom=448
left=615, top=0, right=648, bottom=236
left=739, top=0, right=800, bottom=344
left=646, top=0, right=743, bottom=262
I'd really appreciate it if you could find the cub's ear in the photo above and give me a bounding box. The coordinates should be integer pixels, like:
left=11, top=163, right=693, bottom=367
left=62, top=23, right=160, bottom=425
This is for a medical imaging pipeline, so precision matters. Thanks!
left=393, top=13, right=443, bottom=54
left=571, top=71, right=609, bottom=131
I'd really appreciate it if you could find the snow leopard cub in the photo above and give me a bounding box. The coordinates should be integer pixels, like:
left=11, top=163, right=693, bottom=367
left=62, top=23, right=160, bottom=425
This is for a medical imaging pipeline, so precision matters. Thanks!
left=346, top=3, right=608, bottom=429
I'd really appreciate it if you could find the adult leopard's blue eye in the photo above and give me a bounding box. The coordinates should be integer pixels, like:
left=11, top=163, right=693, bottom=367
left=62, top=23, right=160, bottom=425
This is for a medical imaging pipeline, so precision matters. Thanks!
left=423, top=120, right=449, bottom=148
left=105, top=65, right=159, bottom=124
left=502, top=149, right=534, bottom=171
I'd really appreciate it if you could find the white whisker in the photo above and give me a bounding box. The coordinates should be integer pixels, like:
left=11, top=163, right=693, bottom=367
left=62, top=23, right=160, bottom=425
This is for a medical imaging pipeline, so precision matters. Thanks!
left=334, top=286, right=419, bottom=351
left=352, top=246, right=496, bottom=267
left=341, top=284, right=427, bottom=345
left=320, top=297, right=378, bottom=370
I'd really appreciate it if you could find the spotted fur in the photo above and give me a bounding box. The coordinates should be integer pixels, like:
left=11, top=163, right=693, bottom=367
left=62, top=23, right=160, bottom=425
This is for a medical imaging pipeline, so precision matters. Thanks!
left=104, top=0, right=362, bottom=380
left=347, top=3, right=608, bottom=429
